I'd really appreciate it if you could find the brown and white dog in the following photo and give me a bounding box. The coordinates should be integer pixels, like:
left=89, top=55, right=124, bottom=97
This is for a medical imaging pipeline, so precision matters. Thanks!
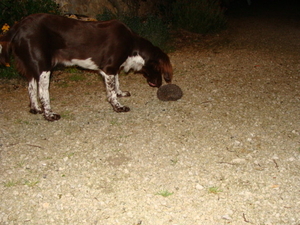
left=0, top=13, right=173, bottom=121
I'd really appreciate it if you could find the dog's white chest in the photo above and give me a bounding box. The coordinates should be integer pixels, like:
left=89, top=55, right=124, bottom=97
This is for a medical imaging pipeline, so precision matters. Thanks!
left=121, top=55, right=145, bottom=72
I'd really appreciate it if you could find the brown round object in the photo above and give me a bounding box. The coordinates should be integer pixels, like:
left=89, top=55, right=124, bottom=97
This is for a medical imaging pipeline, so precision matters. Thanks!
left=157, top=84, right=183, bottom=101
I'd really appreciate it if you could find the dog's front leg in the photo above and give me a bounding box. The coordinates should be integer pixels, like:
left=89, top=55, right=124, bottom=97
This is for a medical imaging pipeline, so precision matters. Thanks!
left=115, top=74, right=131, bottom=97
left=101, top=72, right=130, bottom=112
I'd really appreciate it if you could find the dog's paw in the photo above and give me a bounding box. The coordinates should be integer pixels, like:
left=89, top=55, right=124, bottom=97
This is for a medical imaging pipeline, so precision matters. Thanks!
left=114, top=106, right=130, bottom=112
left=117, top=91, right=131, bottom=97
left=29, top=108, right=43, bottom=114
left=44, top=112, right=61, bottom=121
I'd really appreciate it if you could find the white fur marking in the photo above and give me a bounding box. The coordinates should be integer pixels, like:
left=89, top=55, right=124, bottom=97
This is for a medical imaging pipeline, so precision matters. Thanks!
left=0, top=44, right=2, bottom=54
left=63, top=58, right=98, bottom=70
left=115, top=74, right=121, bottom=95
left=101, top=72, right=119, bottom=105
left=38, top=71, right=60, bottom=120
left=121, top=55, right=145, bottom=72
left=100, top=71, right=128, bottom=111
left=39, top=71, right=51, bottom=111
left=28, top=78, right=41, bottom=112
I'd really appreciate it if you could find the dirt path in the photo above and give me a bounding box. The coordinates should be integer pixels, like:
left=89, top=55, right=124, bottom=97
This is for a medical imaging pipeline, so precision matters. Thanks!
left=1, top=5, right=300, bottom=225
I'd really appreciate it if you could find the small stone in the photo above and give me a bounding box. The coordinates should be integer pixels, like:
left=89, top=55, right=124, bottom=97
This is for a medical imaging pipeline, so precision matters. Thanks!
left=287, top=157, right=295, bottom=162
left=222, top=215, right=232, bottom=220
left=231, top=158, right=246, bottom=164
left=54, top=130, right=61, bottom=135
left=196, top=184, right=204, bottom=190
left=42, top=202, right=50, bottom=209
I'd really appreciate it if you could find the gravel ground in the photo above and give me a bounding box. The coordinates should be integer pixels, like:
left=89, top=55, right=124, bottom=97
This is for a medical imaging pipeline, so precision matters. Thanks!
left=1, top=5, right=300, bottom=225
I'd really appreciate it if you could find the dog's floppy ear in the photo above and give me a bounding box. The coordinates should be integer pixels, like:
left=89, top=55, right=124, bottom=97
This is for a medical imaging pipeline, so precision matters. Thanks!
left=159, top=57, right=173, bottom=83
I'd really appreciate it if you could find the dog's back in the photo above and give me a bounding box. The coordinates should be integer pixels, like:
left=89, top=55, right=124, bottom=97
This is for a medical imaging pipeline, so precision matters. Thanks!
left=0, top=13, right=136, bottom=79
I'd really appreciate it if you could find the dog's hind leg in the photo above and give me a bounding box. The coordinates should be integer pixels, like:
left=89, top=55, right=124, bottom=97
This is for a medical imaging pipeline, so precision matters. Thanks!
left=28, top=78, right=43, bottom=114
left=39, top=71, right=61, bottom=121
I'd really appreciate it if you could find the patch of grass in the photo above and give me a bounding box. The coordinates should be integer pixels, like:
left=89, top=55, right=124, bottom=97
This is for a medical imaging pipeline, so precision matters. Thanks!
left=155, top=190, right=174, bottom=197
left=15, top=160, right=25, bottom=168
left=112, top=148, right=122, bottom=152
left=68, top=73, right=86, bottom=82
left=170, top=152, right=180, bottom=165
left=64, top=66, right=81, bottom=74
left=208, top=186, right=223, bottom=194
left=110, top=119, right=120, bottom=125
left=65, top=152, right=75, bottom=159
left=55, top=81, right=69, bottom=88
left=3, top=179, right=39, bottom=187
left=15, top=119, right=30, bottom=125
left=170, top=158, right=178, bottom=165
left=3, top=180, right=19, bottom=187
left=23, top=179, right=39, bottom=187
left=60, top=110, right=75, bottom=120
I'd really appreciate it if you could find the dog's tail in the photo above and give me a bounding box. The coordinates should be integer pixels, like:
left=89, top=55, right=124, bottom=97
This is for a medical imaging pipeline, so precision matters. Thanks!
left=0, top=26, right=15, bottom=67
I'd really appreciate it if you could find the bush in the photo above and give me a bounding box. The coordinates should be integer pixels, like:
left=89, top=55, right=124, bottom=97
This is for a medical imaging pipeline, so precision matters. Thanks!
left=122, top=15, right=170, bottom=48
left=0, top=61, right=20, bottom=79
left=96, top=8, right=116, bottom=22
left=0, top=0, right=61, bottom=27
left=97, top=11, right=170, bottom=50
left=172, top=0, right=227, bottom=34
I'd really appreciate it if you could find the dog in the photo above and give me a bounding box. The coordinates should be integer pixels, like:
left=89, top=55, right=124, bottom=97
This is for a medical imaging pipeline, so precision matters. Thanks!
left=0, top=13, right=173, bottom=121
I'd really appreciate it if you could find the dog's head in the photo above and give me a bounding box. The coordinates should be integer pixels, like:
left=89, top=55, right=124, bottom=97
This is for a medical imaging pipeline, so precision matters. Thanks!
left=140, top=48, right=173, bottom=88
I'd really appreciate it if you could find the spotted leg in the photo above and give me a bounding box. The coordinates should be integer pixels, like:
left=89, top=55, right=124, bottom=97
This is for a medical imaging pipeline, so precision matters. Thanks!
left=38, top=71, right=61, bottom=121
left=115, top=74, right=131, bottom=97
left=28, top=78, right=42, bottom=114
left=101, top=72, right=130, bottom=112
